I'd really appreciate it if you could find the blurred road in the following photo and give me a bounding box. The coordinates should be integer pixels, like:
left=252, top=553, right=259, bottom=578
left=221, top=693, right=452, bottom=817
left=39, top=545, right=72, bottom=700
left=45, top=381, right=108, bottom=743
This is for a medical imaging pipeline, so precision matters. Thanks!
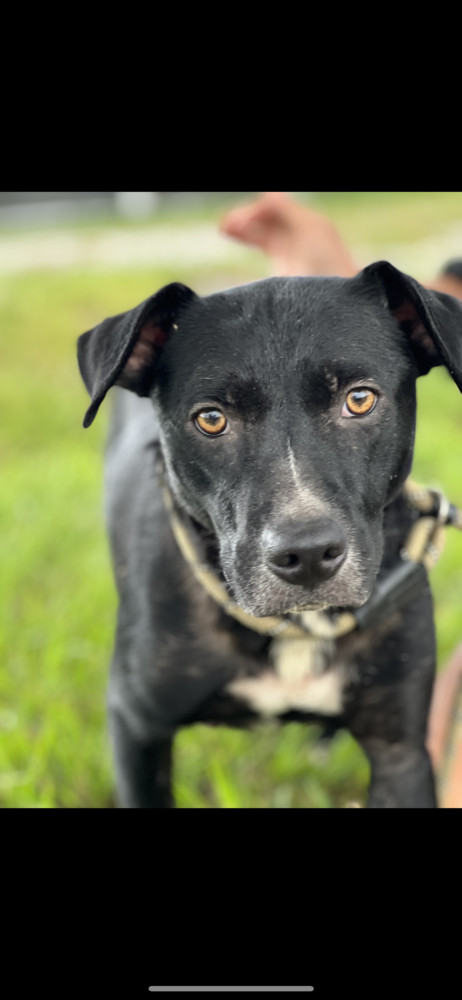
left=1, top=218, right=462, bottom=279
left=0, top=223, right=249, bottom=273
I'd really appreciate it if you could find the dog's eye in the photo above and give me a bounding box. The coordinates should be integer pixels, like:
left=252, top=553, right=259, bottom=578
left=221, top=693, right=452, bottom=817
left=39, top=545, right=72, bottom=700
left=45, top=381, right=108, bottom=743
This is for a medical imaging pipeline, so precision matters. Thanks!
left=194, top=409, right=228, bottom=436
left=343, top=389, right=378, bottom=417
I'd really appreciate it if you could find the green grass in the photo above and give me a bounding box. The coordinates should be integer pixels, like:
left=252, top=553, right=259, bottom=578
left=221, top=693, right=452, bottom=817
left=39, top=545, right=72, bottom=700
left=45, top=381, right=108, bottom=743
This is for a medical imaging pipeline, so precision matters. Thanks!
left=2, top=192, right=462, bottom=807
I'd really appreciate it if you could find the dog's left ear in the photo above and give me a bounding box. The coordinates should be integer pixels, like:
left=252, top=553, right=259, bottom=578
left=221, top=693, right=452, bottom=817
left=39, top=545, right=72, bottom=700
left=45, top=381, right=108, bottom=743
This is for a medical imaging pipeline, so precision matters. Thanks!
left=360, top=260, right=462, bottom=390
left=78, top=282, right=197, bottom=427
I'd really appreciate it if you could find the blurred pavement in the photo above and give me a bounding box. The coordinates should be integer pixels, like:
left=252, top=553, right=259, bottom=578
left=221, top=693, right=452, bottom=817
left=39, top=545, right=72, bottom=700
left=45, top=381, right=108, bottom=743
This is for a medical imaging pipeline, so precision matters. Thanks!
left=0, top=223, right=249, bottom=274
left=1, top=218, right=462, bottom=279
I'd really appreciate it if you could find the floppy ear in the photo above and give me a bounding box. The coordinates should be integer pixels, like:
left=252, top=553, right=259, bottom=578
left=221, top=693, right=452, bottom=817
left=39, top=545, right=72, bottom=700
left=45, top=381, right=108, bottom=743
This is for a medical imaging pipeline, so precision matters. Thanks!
left=77, top=282, right=197, bottom=427
left=360, top=260, right=462, bottom=390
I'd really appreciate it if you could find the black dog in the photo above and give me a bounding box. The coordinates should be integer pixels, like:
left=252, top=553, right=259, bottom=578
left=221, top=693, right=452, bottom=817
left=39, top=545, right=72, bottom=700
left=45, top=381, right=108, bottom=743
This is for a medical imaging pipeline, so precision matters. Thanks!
left=78, top=261, right=462, bottom=808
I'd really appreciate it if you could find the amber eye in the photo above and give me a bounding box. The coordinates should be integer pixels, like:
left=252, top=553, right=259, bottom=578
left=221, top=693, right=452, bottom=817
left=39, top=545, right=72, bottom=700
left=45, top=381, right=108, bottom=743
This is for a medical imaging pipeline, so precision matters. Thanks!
left=344, top=388, right=378, bottom=417
left=194, top=409, right=228, bottom=436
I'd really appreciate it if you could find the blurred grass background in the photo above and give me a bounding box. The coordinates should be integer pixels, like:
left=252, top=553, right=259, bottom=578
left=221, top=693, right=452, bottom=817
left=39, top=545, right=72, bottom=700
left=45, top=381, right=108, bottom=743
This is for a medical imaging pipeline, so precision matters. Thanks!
left=1, top=191, right=462, bottom=808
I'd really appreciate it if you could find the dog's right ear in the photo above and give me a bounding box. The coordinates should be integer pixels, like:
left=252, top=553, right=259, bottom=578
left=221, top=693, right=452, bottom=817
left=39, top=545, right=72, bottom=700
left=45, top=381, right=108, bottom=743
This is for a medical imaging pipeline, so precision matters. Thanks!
left=77, top=282, right=197, bottom=427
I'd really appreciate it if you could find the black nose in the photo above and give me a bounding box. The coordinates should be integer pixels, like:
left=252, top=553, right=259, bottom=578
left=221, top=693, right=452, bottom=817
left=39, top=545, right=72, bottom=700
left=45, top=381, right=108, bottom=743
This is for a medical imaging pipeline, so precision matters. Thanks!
left=264, top=518, right=347, bottom=587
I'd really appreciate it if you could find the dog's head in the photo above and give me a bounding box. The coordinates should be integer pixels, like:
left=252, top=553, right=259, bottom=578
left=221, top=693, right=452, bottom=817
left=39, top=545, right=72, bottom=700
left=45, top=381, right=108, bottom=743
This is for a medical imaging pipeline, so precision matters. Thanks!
left=78, top=263, right=462, bottom=617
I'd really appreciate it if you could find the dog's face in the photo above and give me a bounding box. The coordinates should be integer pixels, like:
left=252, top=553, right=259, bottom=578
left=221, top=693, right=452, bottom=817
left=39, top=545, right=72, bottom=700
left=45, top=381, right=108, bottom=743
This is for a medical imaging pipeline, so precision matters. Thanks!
left=78, top=263, right=462, bottom=618
left=150, top=278, right=418, bottom=616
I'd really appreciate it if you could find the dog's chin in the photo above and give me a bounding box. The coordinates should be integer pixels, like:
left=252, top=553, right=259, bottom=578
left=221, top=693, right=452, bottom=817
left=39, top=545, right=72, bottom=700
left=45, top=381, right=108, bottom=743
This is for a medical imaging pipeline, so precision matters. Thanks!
left=226, top=578, right=375, bottom=619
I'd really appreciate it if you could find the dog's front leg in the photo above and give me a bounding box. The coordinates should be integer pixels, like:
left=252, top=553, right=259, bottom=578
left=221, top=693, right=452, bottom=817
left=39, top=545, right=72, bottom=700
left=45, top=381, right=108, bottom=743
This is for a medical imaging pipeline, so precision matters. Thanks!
left=109, top=707, right=174, bottom=808
left=359, top=739, right=437, bottom=808
left=345, top=594, right=438, bottom=807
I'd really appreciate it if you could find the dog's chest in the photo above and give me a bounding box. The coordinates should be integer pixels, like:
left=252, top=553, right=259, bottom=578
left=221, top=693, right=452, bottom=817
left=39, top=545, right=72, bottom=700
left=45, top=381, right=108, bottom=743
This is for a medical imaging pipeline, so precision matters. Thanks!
left=225, top=635, right=349, bottom=717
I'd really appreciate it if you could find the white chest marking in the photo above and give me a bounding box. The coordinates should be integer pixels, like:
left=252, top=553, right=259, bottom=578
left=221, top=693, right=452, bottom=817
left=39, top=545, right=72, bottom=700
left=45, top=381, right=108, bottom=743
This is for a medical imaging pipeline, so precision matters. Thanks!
left=226, top=636, right=346, bottom=717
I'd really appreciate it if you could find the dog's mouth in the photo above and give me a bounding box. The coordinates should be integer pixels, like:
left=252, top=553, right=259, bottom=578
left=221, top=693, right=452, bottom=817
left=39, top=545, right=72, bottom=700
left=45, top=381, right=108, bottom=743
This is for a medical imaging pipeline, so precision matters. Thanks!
left=222, top=558, right=376, bottom=620
left=236, top=590, right=371, bottom=619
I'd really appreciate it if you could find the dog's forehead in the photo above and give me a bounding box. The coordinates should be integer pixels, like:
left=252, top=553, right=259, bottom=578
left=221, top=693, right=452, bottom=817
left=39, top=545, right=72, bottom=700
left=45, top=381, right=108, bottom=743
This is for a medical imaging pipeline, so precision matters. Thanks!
left=202, top=275, right=350, bottom=322
left=170, top=275, right=402, bottom=374
left=188, top=275, right=394, bottom=340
